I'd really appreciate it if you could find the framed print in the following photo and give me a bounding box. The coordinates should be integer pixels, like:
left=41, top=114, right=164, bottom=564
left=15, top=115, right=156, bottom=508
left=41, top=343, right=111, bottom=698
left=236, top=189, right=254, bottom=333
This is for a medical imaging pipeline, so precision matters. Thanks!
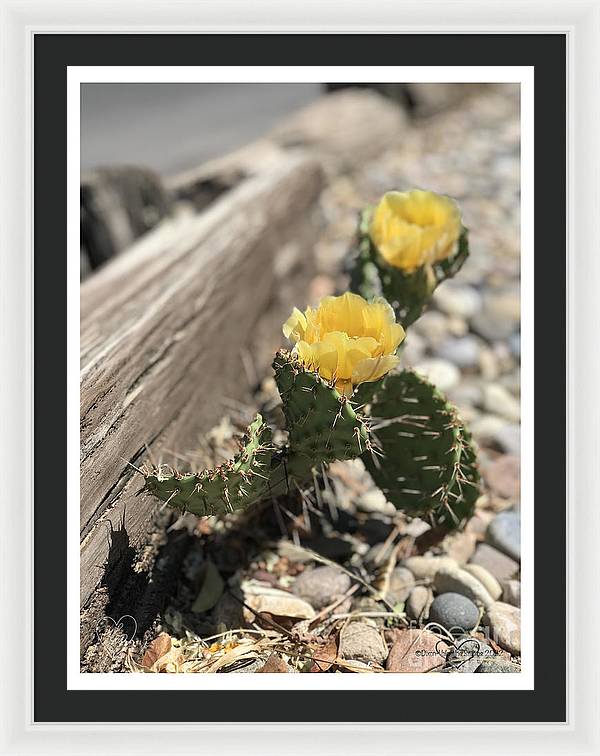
left=1, top=1, right=598, bottom=754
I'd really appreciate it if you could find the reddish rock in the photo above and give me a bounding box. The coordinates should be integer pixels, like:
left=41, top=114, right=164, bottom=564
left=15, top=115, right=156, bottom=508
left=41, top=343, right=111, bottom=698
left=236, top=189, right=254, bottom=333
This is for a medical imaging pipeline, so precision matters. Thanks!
left=484, top=454, right=520, bottom=500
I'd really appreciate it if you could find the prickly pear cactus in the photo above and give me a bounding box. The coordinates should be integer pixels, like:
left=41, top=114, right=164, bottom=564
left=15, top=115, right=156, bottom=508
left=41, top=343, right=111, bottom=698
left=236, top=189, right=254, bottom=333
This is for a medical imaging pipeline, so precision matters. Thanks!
left=363, top=369, right=480, bottom=529
left=142, top=414, right=273, bottom=516
left=273, top=349, right=371, bottom=479
left=349, top=206, right=470, bottom=328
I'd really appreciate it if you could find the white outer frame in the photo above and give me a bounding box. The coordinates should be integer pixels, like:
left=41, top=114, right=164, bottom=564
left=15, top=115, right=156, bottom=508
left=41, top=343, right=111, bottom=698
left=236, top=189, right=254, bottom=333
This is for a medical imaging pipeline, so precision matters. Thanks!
left=0, top=0, right=597, bottom=754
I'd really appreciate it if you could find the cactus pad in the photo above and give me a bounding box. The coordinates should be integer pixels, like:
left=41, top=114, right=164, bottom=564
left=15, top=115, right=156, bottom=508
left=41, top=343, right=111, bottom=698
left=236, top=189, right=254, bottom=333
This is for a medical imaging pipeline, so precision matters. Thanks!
left=142, top=414, right=273, bottom=516
left=349, top=208, right=470, bottom=328
left=363, top=369, right=480, bottom=529
left=273, top=350, right=371, bottom=476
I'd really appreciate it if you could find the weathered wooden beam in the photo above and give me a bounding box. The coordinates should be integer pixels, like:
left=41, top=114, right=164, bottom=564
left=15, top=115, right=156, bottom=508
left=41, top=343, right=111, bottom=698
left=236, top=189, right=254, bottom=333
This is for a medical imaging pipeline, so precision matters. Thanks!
left=79, top=153, right=323, bottom=607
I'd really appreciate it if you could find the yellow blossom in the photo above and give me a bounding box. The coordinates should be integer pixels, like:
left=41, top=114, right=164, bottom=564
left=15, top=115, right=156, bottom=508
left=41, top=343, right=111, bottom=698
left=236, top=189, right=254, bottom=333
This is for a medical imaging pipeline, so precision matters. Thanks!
left=282, top=292, right=405, bottom=396
left=369, top=189, right=462, bottom=272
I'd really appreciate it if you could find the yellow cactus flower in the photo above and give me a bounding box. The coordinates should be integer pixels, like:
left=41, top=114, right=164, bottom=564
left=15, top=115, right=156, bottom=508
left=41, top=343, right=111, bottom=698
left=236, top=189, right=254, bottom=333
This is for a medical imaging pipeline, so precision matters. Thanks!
left=369, top=189, right=462, bottom=272
left=283, top=292, right=405, bottom=396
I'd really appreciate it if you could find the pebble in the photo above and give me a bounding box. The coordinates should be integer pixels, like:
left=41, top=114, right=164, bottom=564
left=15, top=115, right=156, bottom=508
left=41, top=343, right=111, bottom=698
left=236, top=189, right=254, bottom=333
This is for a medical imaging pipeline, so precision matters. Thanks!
left=487, top=511, right=521, bottom=561
left=414, top=310, right=449, bottom=347
left=406, top=585, right=433, bottom=621
left=463, top=564, right=502, bottom=601
left=414, top=358, right=460, bottom=392
left=435, top=336, right=481, bottom=370
left=508, top=332, right=521, bottom=359
left=475, top=657, right=520, bottom=673
left=385, top=628, right=444, bottom=672
left=243, top=586, right=316, bottom=622
left=502, top=579, right=521, bottom=607
left=494, top=423, right=521, bottom=456
left=471, top=290, right=520, bottom=341
left=357, top=488, right=396, bottom=515
left=434, top=566, right=494, bottom=609
left=339, top=622, right=388, bottom=664
left=446, top=636, right=495, bottom=673
left=292, top=566, right=351, bottom=610
left=483, top=384, right=521, bottom=423
left=484, top=455, right=520, bottom=500
left=429, top=592, right=480, bottom=632
left=402, top=331, right=426, bottom=364
left=443, top=531, right=478, bottom=564
left=483, top=602, right=521, bottom=656
left=469, top=414, right=508, bottom=448
left=434, top=283, right=482, bottom=319
left=385, top=566, right=415, bottom=605
left=402, top=555, right=459, bottom=581
left=469, top=543, right=519, bottom=583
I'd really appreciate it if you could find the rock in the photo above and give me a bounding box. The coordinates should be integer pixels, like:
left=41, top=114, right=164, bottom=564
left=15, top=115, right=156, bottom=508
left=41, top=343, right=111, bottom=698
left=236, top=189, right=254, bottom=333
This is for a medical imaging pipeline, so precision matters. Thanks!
left=469, top=414, right=509, bottom=449
left=434, top=566, right=494, bottom=609
left=502, top=579, right=521, bottom=607
left=212, top=592, right=245, bottom=630
left=483, top=602, right=521, bottom=656
left=508, top=332, right=521, bottom=359
left=339, top=622, right=388, bottom=664
left=443, top=531, right=478, bottom=563
left=464, top=564, right=502, bottom=601
left=386, top=566, right=415, bottom=605
left=414, top=310, right=449, bottom=347
left=242, top=584, right=316, bottom=622
left=475, top=657, right=520, bottom=673
left=487, top=511, right=521, bottom=561
left=471, top=289, right=520, bottom=341
left=292, top=566, right=351, bottom=610
left=429, top=592, right=480, bottom=632
left=493, top=423, right=521, bottom=456
left=435, top=336, right=481, bottom=370
left=484, top=454, right=520, bottom=500
left=483, top=384, right=521, bottom=423
left=446, top=636, right=495, bottom=673
left=402, top=331, right=426, bottom=364
left=463, top=564, right=502, bottom=601
left=357, top=488, right=396, bottom=515
left=434, top=283, right=482, bottom=319
left=402, top=555, right=459, bottom=581
left=414, top=358, right=460, bottom=392
left=469, top=543, right=519, bottom=583
left=385, top=628, right=445, bottom=672
left=406, top=585, right=433, bottom=621
left=465, top=511, right=494, bottom=539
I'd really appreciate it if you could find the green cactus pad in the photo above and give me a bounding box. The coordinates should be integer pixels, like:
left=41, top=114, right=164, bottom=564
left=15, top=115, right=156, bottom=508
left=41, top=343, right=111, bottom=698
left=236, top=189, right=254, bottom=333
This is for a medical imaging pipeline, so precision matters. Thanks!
left=273, top=350, right=371, bottom=476
left=362, top=369, right=480, bottom=529
left=349, top=207, right=470, bottom=328
left=142, top=414, right=273, bottom=516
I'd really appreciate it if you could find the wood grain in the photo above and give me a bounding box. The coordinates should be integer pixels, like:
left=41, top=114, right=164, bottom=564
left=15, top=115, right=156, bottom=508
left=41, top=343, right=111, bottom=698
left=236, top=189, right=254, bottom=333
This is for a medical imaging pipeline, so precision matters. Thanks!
left=79, top=153, right=323, bottom=607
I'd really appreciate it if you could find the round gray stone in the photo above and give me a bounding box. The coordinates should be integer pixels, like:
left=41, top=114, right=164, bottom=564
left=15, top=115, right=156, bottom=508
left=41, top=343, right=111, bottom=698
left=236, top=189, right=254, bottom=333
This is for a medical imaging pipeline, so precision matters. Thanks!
left=487, top=511, right=521, bottom=561
left=429, top=592, right=480, bottom=633
left=292, top=566, right=351, bottom=610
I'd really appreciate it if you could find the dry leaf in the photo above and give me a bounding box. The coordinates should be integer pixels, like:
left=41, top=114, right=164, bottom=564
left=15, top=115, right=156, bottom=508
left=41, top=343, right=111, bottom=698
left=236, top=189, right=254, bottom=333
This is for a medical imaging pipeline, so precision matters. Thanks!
left=141, top=632, right=172, bottom=669
left=256, top=653, right=289, bottom=673
left=310, top=634, right=339, bottom=673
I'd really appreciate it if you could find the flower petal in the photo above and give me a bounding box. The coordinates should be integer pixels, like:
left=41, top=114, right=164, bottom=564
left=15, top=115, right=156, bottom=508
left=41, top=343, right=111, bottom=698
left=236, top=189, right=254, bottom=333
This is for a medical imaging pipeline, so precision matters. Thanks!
left=282, top=307, right=307, bottom=342
left=351, top=354, right=400, bottom=386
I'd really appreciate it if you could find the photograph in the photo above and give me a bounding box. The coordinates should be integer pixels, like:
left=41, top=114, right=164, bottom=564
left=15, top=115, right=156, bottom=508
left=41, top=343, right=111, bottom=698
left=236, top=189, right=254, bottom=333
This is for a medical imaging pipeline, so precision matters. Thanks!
left=78, top=77, right=523, bottom=678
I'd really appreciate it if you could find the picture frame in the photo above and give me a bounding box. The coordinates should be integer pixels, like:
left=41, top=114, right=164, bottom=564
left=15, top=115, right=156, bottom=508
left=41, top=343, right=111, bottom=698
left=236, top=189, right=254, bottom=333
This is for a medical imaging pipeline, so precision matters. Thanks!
left=1, top=0, right=596, bottom=753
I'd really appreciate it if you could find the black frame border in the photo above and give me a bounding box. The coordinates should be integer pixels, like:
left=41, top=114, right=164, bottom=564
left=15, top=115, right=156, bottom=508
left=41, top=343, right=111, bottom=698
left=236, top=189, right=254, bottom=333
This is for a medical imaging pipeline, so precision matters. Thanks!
left=34, top=33, right=566, bottom=723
